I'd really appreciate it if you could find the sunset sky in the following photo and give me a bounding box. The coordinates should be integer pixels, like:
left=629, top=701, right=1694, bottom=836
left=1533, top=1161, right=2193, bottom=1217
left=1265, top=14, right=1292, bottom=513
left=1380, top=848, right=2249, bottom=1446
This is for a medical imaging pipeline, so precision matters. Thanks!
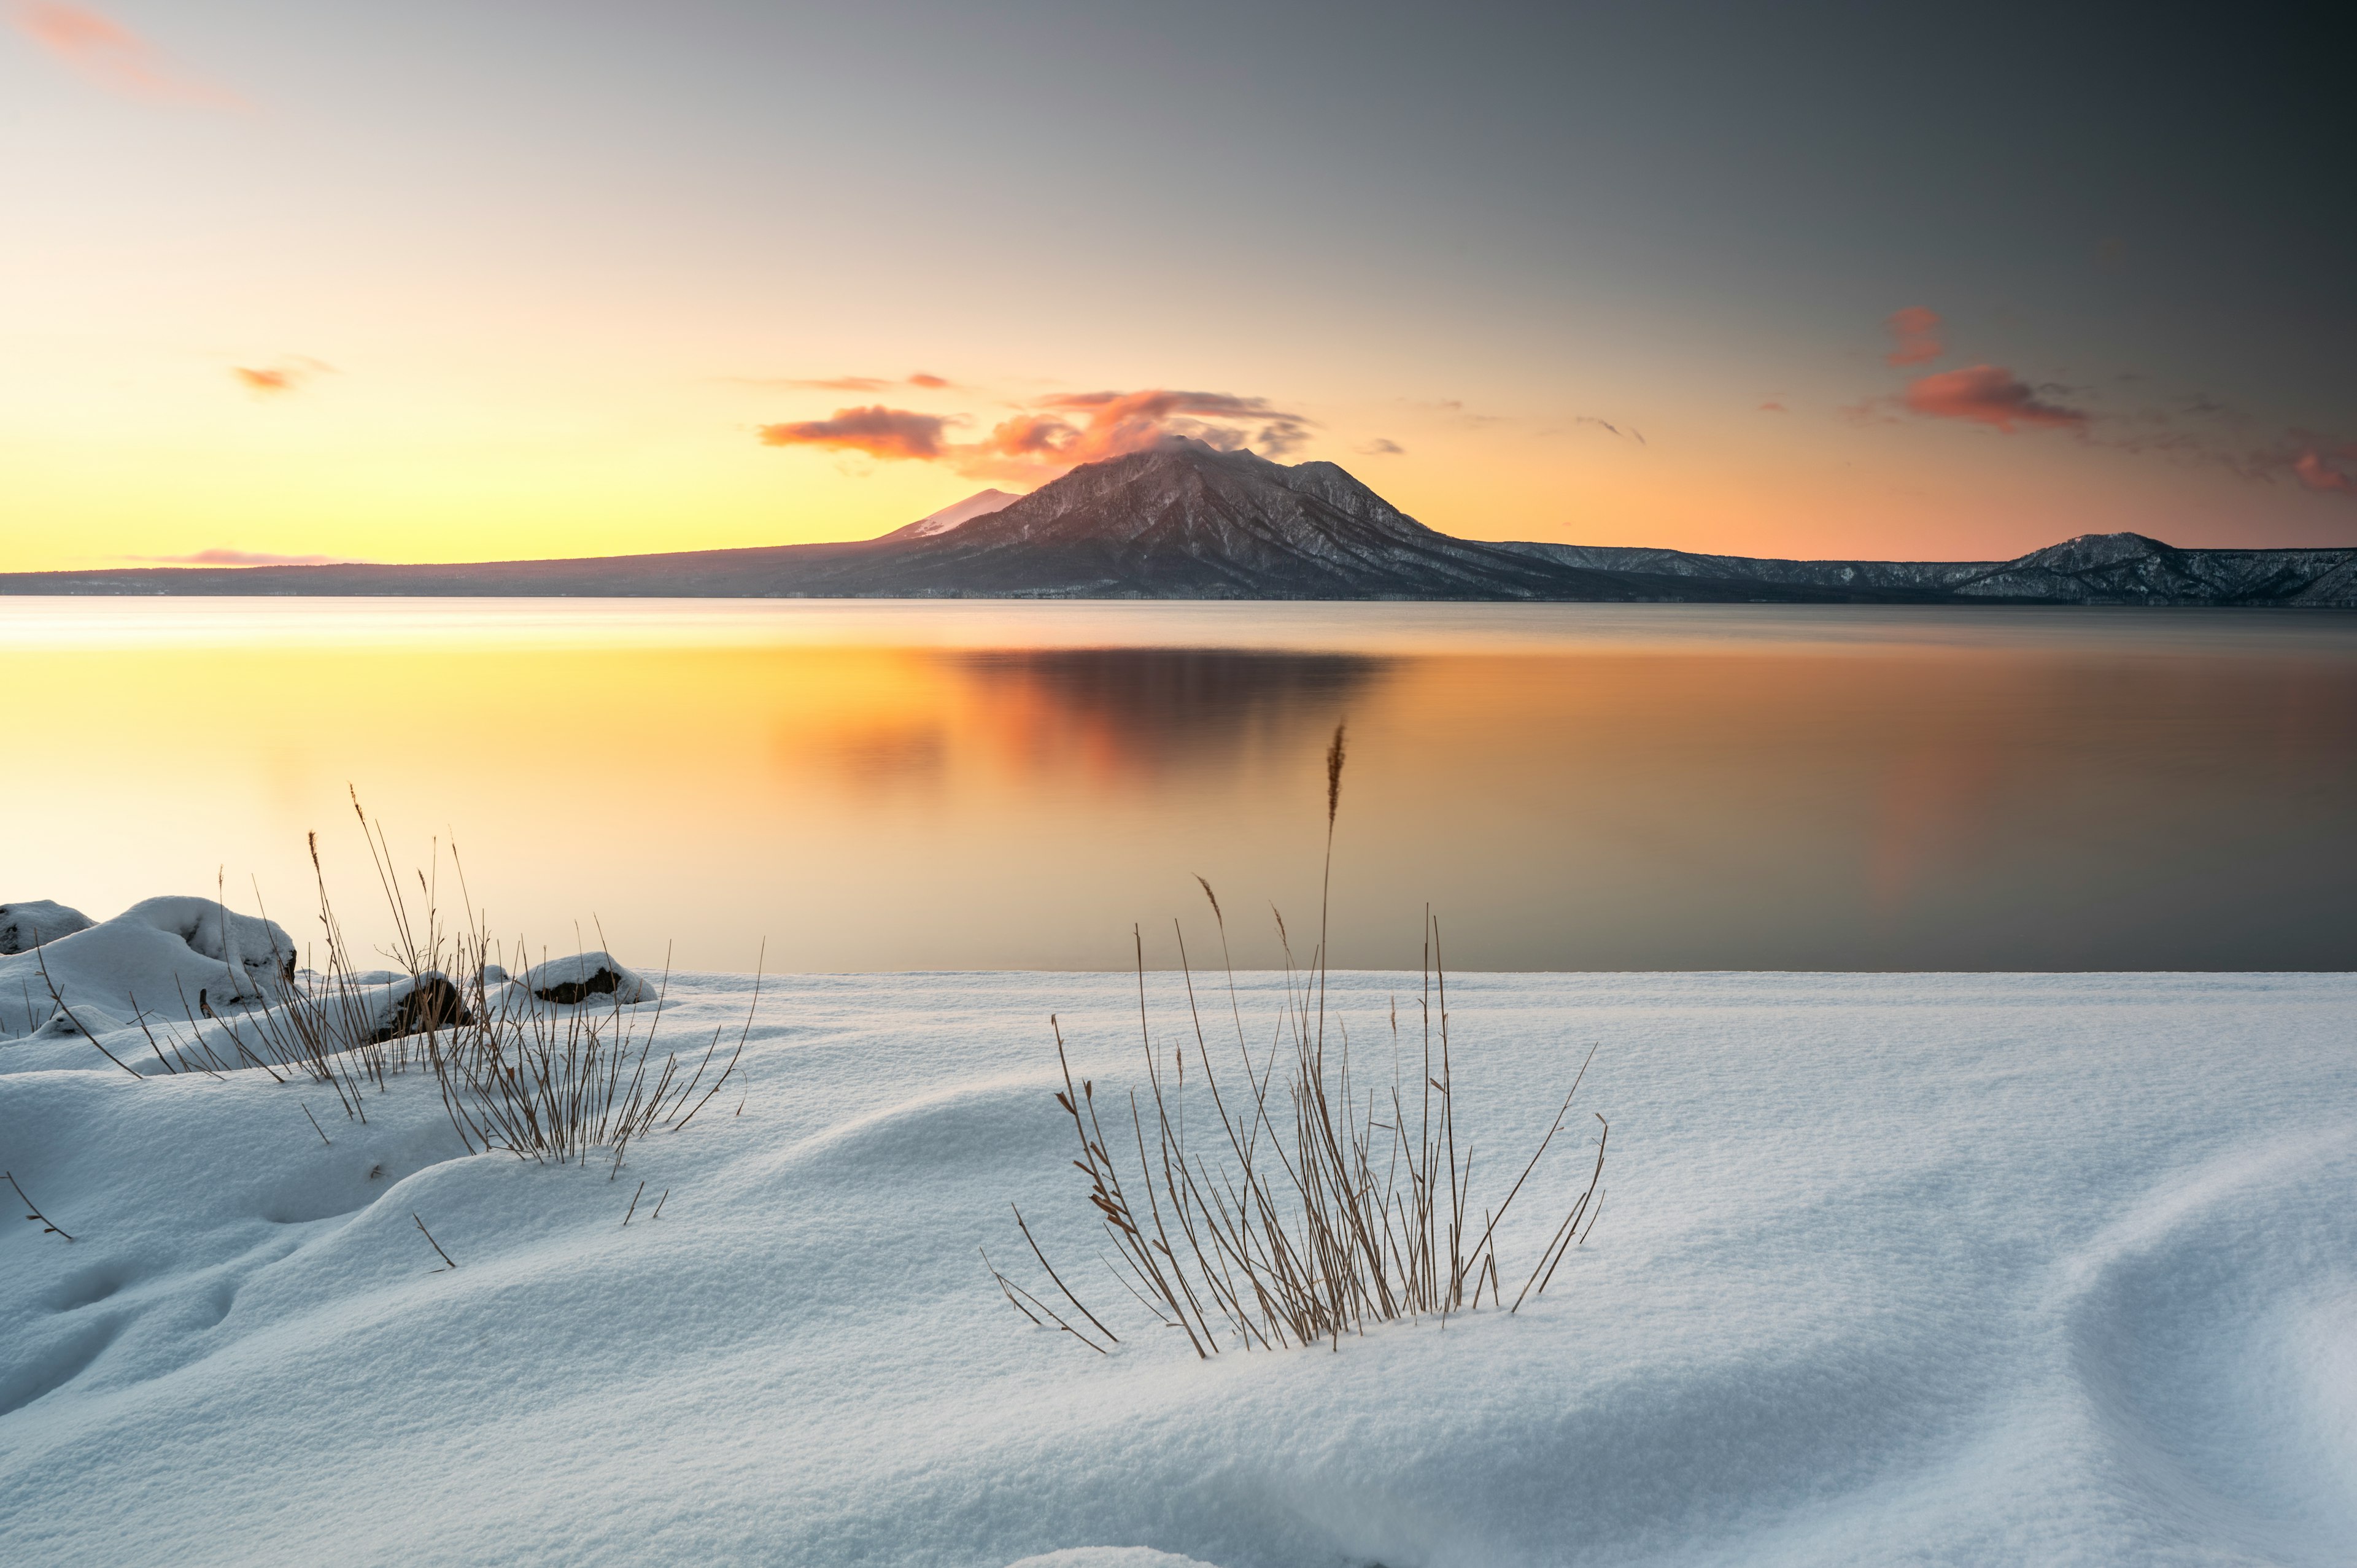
left=4, top=0, right=2351, bottom=572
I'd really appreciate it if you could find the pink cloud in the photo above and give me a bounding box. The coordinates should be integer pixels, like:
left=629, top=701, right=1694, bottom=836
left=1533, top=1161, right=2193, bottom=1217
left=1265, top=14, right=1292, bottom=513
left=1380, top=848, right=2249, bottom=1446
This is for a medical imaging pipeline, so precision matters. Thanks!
left=10, top=1, right=242, bottom=107
left=2293, top=449, right=2355, bottom=493
left=1884, top=307, right=1944, bottom=367
left=757, top=406, right=954, bottom=461
left=756, top=387, right=1312, bottom=479
left=1758, top=401, right=1787, bottom=413
left=1903, top=365, right=2086, bottom=433
left=757, top=373, right=959, bottom=393
left=128, top=549, right=358, bottom=566
left=975, top=389, right=1310, bottom=470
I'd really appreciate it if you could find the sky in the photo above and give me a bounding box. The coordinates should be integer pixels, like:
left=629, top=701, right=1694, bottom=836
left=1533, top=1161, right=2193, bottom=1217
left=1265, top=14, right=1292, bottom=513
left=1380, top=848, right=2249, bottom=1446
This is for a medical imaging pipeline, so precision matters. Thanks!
left=3, top=0, right=2352, bottom=572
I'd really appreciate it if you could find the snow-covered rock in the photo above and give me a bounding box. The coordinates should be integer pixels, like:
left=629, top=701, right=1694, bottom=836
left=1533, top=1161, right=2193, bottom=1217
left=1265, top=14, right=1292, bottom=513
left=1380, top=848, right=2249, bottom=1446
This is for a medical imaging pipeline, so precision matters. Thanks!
left=0, top=896, right=293, bottom=1039
left=0, top=901, right=93, bottom=954
left=342, top=971, right=471, bottom=1043
left=522, top=951, right=652, bottom=1005
left=25, top=1001, right=130, bottom=1040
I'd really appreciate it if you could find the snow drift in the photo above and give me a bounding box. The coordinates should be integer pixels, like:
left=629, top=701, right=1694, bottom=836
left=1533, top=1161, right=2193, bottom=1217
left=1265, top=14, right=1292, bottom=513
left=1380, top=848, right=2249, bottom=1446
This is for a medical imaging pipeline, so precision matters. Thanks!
left=0, top=895, right=295, bottom=1040
left=2, top=970, right=2353, bottom=1567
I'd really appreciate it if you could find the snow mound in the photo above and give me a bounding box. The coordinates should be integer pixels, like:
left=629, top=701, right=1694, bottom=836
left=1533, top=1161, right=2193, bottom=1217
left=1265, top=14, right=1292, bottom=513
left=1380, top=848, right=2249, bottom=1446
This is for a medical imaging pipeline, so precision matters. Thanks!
left=522, top=950, right=652, bottom=1005
left=2058, top=1127, right=2357, bottom=1559
left=0, top=895, right=294, bottom=1040
left=1007, top=1552, right=1225, bottom=1568
left=0, top=900, right=92, bottom=954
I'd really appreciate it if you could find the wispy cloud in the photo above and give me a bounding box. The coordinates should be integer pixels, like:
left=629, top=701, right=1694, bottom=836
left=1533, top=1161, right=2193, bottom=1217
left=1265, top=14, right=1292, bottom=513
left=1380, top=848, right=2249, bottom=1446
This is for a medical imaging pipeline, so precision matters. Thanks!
left=1758, top=401, right=1787, bottom=413
left=232, top=357, right=331, bottom=395
left=1575, top=415, right=1646, bottom=445
left=2293, top=448, right=2355, bottom=495
left=127, top=548, right=359, bottom=566
left=9, top=1, right=243, bottom=107
left=1355, top=438, right=1405, bottom=455
left=1884, top=306, right=1944, bottom=366
left=757, top=387, right=1313, bottom=481
left=1412, top=398, right=1509, bottom=428
left=757, top=406, right=954, bottom=461
left=739, top=373, right=960, bottom=393
left=1903, top=365, right=2087, bottom=433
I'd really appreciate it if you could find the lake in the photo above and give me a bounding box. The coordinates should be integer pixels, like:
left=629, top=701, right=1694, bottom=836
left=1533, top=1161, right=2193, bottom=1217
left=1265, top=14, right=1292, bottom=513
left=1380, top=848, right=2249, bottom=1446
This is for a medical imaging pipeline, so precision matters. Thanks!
left=4, top=598, right=2352, bottom=972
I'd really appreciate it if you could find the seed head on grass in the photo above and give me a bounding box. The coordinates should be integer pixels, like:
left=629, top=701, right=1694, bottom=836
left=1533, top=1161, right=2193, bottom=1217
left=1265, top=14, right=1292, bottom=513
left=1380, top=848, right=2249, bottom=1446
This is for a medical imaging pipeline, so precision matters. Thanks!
left=1325, top=722, right=1347, bottom=832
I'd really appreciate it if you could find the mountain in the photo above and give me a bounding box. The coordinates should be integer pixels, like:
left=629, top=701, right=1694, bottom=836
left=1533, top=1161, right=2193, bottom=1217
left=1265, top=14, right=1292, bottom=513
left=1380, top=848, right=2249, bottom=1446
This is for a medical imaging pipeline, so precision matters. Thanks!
left=876, top=489, right=1021, bottom=541
left=1500, top=530, right=2357, bottom=607
left=819, top=439, right=1655, bottom=599
left=3, top=439, right=2351, bottom=604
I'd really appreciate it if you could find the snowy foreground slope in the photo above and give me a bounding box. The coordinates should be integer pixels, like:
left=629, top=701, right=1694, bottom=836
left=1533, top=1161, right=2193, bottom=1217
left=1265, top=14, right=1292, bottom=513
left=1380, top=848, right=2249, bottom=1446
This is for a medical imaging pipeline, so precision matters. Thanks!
left=2, top=970, right=2353, bottom=1567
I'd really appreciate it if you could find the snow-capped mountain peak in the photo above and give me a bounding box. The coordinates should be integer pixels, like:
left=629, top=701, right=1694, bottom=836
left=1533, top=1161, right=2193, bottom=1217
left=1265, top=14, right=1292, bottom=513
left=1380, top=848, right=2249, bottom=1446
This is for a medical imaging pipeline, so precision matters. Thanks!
left=880, top=489, right=1022, bottom=541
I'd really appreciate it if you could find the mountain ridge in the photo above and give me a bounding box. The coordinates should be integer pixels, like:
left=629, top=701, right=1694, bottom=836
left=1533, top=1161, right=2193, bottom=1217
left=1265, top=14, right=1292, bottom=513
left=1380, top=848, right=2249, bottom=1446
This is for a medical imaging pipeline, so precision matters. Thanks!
left=5, top=440, right=2351, bottom=605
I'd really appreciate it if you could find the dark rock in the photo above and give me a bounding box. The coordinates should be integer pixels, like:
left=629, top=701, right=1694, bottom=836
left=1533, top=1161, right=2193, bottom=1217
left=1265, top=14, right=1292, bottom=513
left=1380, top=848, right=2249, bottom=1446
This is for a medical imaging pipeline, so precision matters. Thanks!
left=370, top=975, right=471, bottom=1043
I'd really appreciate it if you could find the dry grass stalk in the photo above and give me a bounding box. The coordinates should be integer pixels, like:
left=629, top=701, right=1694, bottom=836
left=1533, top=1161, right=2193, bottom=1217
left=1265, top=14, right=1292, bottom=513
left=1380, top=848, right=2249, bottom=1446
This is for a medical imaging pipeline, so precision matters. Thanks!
left=7, top=1170, right=73, bottom=1242
left=991, top=724, right=1609, bottom=1357
left=413, top=1211, right=457, bottom=1272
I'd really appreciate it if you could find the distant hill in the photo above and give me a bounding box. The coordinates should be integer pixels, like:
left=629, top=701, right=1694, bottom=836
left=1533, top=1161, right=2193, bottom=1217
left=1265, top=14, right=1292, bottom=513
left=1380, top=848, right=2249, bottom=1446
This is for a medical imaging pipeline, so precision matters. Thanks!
left=5, top=439, right=2351, bottom=604
left=1500, top=531, right=2357, bottom=608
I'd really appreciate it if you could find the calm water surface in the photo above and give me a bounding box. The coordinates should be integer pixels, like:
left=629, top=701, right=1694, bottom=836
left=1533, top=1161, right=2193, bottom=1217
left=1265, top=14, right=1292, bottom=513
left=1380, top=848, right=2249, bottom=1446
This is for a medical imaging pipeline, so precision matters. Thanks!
left=5, top=598, right=2352, bottom=970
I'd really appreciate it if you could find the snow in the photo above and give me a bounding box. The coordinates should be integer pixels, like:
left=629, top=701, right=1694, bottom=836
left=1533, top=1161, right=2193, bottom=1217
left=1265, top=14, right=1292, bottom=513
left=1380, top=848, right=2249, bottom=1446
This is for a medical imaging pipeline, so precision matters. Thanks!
left=2, top=967, right=2353, bottom=1567
left=899, top=487, right=1022, bottom=538
left=0, top=901, right=93, bottom=956
left=0, top=895, right=294, bottom=1040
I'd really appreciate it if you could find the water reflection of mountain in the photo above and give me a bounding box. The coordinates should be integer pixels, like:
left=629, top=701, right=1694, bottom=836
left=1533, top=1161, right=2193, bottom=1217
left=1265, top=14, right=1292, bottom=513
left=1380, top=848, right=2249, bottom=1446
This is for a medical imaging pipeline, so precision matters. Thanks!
left=943, top=647, right=1393, bottom=781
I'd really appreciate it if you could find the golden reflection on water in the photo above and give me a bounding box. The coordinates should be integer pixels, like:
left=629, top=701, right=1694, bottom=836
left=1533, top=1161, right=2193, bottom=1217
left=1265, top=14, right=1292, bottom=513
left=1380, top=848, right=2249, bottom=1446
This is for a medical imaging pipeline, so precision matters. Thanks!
left=4, top=601, right=2352, bottom=970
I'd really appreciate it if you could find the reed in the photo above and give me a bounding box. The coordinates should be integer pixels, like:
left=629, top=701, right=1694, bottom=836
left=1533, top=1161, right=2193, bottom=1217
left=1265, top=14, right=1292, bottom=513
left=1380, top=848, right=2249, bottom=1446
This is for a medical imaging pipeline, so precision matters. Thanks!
left=107, top=790, right=749, bottom=1170
left=991, top=724, right=1609, bottom=1356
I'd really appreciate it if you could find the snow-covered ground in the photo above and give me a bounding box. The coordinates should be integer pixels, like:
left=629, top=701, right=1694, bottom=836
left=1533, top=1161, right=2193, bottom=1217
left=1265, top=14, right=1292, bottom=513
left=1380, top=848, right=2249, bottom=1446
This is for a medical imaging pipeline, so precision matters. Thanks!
left=2, top=967, right=2352, bottom=1567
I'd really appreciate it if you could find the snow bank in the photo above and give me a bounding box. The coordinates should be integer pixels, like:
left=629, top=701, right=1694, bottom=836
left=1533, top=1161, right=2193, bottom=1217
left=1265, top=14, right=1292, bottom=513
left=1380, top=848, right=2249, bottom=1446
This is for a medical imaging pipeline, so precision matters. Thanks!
left=1, top=971, right=2352, bottom=1567
left=0, top=900, right=92, bottom=954
left=0, top=895, right=293, bottom=1040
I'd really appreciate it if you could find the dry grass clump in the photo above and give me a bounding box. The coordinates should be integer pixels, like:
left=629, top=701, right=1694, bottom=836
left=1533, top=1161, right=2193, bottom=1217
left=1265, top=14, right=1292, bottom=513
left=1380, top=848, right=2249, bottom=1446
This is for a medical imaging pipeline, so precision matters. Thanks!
left=101, top=790, right=749, bottom=1167
left=424, top=951, right=753, bottom=1170
left=991, top=725, right=1608, bottom=1356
